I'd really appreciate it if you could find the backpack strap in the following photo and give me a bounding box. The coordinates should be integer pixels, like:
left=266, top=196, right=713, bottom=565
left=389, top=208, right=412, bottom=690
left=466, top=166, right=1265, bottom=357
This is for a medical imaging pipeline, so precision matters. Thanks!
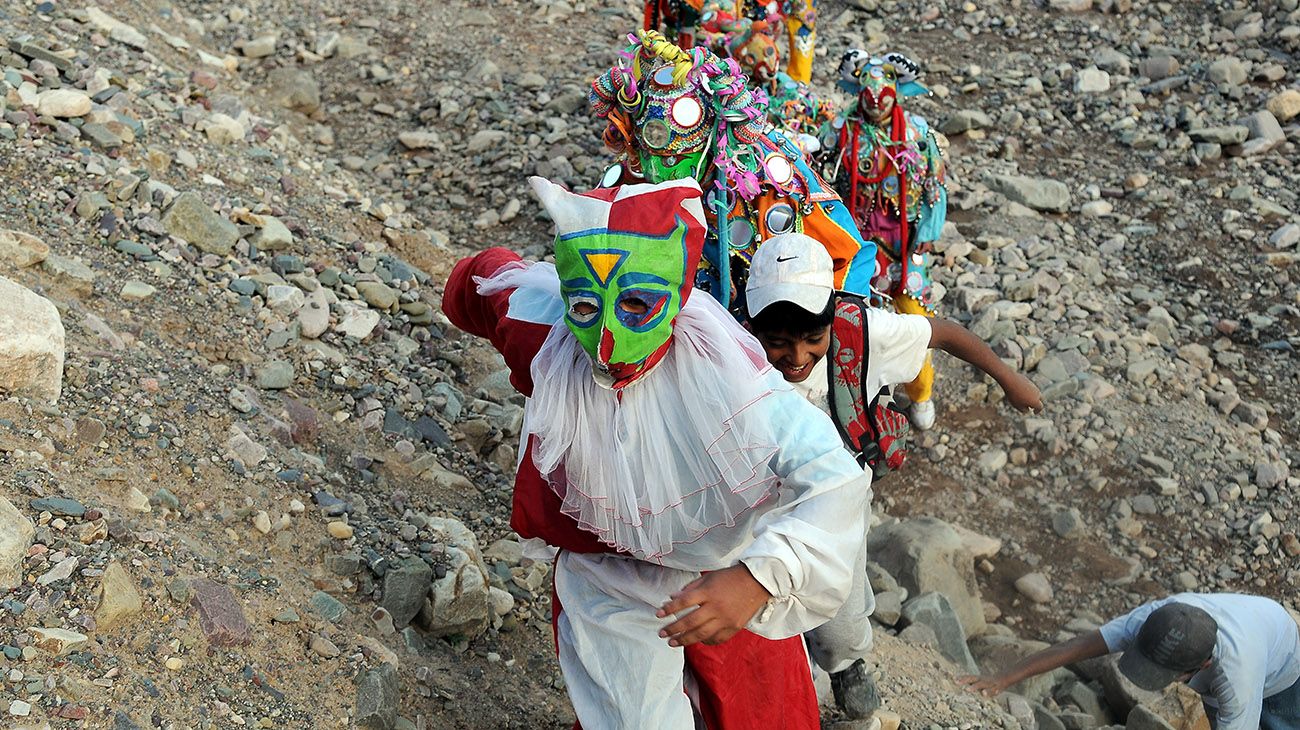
left=826, top=293, right=873, bottom=458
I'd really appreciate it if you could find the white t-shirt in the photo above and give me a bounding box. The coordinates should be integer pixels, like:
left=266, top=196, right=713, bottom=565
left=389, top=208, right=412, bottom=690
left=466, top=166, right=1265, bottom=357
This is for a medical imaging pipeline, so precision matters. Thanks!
left=1099, top=593, right=1300, bottom=730
left=792, top=306, right=933, bottom=418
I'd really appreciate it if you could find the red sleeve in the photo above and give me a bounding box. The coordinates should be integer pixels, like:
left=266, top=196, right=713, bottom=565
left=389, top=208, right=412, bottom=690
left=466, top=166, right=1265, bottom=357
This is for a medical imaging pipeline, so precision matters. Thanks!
left=442, top=247, right=551, bottom=397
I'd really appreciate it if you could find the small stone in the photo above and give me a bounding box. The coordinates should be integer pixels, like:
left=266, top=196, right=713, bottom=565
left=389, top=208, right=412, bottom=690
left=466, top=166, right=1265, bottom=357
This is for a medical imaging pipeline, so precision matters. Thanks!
left=95, top=562, right=143, bottom=631
left=381, top=557, right=433, bottom=629
left=251, top=216, right=293, bottom=251
left=939, top=109, right=993, bottom=135
left=0, top=497, right=34, bottom=590
left=1208, top=56, right=1247, bottom=85
left=336, top=308, right=380, bottom=339
left=327, top=521, right=354, bottom=539
left=1052, top=508, right=1084, bottom=538
left=190, top=579, right=252, bottom=647
left=309, top=590, right=347, bottom=622
left=1014, top=572, right=1054, bottom=603
left=356, top=281, right=399, bottom=311
left=299, top=289, right=330, bottom=339
left=163, top=192, right=240, bottom=255
left=120, top=281, right=156, bottom=301
left=1271, top=224, right=1300, bottom=250
left=252, top=510, right=272, bottom=535
left=398, top=130, right=440, bottom=149
left=0, top=230, right=50, bottom=268
left=979, top=449, right=1008, bottom=477
left=42, top=255, right=96, bottom=297
left=1188, top=126, right=1250, bottom=145
left=1138, top=55, right=1179, bottom=81
left=37, top=555, right=79, bottom=585
left=255, top=360, right=295, bottom=390
left=36, top=89, right=92, bottom=117
left=9, top=700, right=31, bottom=717
left=31, top=627, right=89, bottom=656
left=0, top=276, right=65, bottom=403
left=1074, top=67, right=1110, bottom=93
left=125, top=487, right=151, bottom=513
left=241, top=35, right=278, bottom=58
left=30, top=497, right=85, bottom=517
left=225, top=429, right=267, bottom=466
left=265, top=67, right=321, bottom=114
left=986, top=174, right=1071, bottom=213
left=311, top=634, right=341, bottom=658
left=1267, top=89, right=1300, bottom=123
left=165, top=657, right=184, bottom=671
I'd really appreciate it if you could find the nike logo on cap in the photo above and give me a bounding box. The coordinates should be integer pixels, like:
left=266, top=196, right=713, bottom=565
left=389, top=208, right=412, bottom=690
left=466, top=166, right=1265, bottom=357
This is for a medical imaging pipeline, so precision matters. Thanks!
left=776, top=255, right=797, bottom=262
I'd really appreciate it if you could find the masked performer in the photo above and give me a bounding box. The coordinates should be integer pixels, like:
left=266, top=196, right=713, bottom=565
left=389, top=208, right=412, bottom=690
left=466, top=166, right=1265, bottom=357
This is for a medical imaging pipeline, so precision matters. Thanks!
left=644, top=1, right=817, bottom=83
left=443, top=177, right=872, bottom=729
left=822, top=50, right=948, bottom=430
left=590, top=29, right=874, bottom=312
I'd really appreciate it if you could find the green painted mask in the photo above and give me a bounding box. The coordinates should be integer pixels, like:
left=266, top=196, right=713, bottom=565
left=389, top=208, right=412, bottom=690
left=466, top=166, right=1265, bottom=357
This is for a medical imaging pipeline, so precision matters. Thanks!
left=529, top=176, right=707, bottom=389
left=638, top=148, right=708, bottom=184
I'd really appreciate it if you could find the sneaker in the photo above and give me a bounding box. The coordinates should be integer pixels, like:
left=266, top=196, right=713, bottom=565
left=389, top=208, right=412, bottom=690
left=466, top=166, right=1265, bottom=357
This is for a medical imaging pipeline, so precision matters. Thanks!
left=909, top=399, right=936, bottom=431
left=829, top=658, right=881, bottom=719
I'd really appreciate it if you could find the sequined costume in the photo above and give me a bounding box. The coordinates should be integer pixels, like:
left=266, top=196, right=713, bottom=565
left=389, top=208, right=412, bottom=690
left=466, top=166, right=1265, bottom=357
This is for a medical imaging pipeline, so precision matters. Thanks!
left=823, top=50, right=946, bottom=311
left=822, top=50, right=947, bottom=408
left=644, top=1, right=818, bottom=84
left=590, top=30, right=875, bottom=310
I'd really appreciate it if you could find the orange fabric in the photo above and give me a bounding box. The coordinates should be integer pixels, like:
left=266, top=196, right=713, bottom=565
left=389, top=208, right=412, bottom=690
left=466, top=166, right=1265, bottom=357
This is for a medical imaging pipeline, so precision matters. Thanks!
left=745, top=194, right=860, bottom=290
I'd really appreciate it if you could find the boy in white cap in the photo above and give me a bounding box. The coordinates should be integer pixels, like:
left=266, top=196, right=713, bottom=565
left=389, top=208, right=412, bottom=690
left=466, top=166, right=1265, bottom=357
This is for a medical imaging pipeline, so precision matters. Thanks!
left=744, top=232, right=1043, bottom=718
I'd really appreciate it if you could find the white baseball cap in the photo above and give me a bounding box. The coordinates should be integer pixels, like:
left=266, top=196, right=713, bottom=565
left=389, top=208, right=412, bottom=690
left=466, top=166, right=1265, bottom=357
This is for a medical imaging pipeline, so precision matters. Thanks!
left=745, top=233, right=835, bottom=318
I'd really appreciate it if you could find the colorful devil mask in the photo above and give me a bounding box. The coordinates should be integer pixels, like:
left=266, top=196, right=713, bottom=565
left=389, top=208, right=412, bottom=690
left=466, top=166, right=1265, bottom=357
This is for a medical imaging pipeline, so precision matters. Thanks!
left=590, top=30, right=768, bottom=191
left=837, top=50, right=928, bottom=125
left=529, top=176, right=707, bottom=389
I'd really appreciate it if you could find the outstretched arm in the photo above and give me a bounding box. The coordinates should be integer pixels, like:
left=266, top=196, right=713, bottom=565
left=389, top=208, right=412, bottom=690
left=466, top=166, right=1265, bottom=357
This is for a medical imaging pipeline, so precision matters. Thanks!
left=958, top=631, right=1110, bottom=697
left=929, top=318, right=1043, bottom=412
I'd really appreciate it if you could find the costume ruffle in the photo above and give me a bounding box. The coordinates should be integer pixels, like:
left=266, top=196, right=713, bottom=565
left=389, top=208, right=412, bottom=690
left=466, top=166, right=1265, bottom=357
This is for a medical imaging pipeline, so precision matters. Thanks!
left=477, top=261, right=785, bottom=565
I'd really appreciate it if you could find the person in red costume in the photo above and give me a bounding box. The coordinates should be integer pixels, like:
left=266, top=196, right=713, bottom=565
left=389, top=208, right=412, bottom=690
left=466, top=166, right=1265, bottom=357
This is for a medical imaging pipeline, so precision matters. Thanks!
left=443, top=176, right=873, bottom=729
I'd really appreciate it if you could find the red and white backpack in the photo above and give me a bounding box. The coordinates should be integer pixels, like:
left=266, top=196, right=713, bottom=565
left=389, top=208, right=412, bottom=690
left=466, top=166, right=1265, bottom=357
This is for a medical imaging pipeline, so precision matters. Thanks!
left=826, top=293, right=910, bottom=479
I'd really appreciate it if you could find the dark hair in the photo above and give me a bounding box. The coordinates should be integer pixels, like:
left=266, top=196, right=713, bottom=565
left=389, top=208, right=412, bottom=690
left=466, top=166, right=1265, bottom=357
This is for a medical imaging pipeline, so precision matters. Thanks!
left=748, top=296, right=835, bottom=337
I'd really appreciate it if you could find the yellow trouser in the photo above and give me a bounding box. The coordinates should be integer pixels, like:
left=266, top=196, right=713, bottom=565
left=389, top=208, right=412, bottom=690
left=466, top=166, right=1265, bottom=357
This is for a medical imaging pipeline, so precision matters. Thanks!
left=784, top=6, right=815, bottom=84
left=894, top=294, right=934, bottom=403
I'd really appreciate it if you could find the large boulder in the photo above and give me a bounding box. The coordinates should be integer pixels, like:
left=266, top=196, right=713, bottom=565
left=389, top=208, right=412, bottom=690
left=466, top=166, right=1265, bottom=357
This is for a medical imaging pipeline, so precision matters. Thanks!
left=865, top=517, right=986, bottom=636
left=899, top=592, right=978, bottom=673
left=354, top=663, right=399, bottom=730
left=0, top=276, right=65, bottom=403
left=417, top=517, right=492, bottom=638
left=0, top=495, right=35, bottom=590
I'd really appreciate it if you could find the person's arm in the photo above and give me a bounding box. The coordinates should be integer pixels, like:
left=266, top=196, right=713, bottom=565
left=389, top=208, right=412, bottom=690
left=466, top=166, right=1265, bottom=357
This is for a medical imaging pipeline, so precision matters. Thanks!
left=658, top=377, right=872, bottom=646
left=958, top=631, right=1111, bottom=697
left=929, top=318, right=1043, bottom=412
left=442, top=248, right=557, bottom=397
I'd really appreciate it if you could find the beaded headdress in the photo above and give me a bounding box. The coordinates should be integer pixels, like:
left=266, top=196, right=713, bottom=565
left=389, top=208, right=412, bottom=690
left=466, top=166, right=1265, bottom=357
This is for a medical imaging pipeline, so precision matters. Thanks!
left=590, top=30, right=771, bottom=201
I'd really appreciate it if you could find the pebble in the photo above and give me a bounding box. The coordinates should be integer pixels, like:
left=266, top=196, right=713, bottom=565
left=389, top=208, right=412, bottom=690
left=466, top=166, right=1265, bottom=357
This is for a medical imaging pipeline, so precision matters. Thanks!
left=120, top=281, right=156, bottom=301
left=1014, top=573, right=1054, bottom=603
left=327, top=521, right=355, bottom=539
left=36, top=89, right=92, bottom=117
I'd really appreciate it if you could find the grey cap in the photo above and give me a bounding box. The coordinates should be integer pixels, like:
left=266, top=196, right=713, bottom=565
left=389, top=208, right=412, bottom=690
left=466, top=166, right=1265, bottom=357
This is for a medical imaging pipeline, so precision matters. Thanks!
left=1117, top=602, right=1218, bottom=691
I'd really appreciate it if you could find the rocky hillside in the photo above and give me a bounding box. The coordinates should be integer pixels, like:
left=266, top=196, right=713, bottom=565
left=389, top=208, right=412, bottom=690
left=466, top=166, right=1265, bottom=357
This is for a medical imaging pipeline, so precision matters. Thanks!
left=0, top=0, right=1295, bottom=729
